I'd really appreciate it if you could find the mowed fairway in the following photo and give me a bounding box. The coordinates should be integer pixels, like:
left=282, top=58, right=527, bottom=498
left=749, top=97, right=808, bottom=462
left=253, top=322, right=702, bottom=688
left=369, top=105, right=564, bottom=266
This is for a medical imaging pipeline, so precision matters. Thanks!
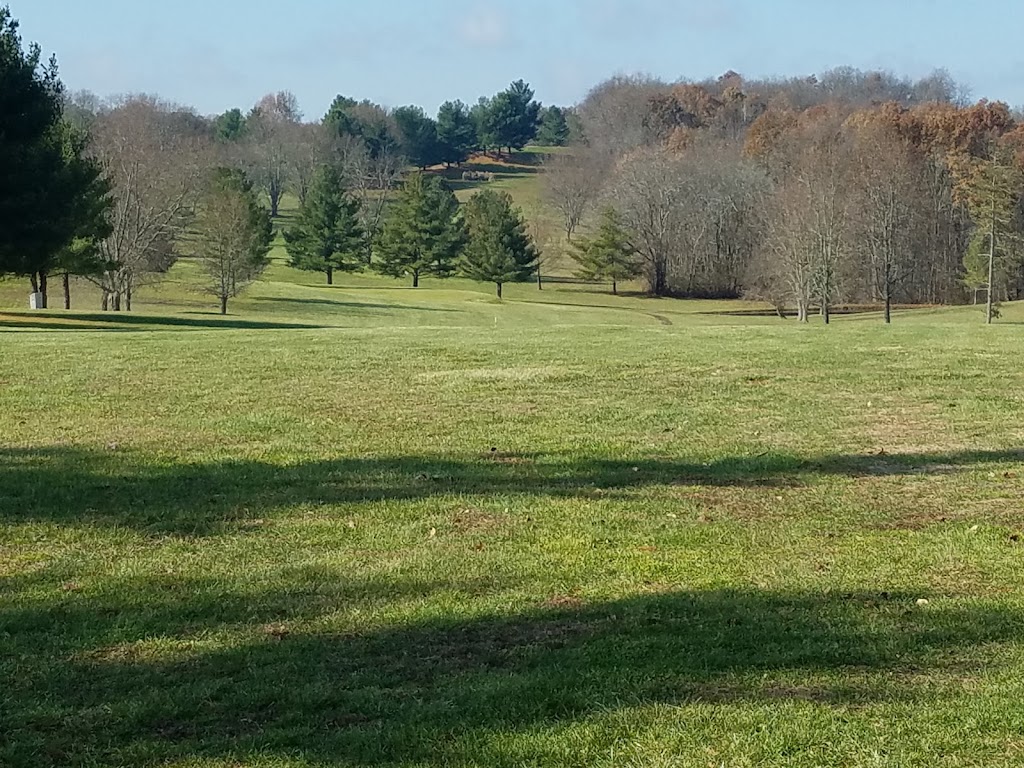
left=3, top=267, right=1024, bottom=767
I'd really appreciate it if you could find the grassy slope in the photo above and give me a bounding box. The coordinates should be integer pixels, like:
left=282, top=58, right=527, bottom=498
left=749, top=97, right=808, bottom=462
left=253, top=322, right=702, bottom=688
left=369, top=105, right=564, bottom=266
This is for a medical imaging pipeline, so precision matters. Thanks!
left=4, top=225, right=1024, bottom=766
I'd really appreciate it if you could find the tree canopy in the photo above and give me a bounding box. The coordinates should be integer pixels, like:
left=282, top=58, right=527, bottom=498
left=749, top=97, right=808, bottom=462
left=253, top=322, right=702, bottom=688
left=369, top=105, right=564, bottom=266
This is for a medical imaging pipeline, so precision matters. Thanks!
left=195, top=168, right=273, bottom=314
left=284, top=165, right=364, bottom=285
left=537, top=105, right=570, bottom=146
left=436, top=100, right=478, bottom=165
left=375, top=173, right=466, bottom=287
left=393, top=105, right=440, bottom=169
left=461, top=189, right=538, bottom=298
left=572, top=207, right=641, bottom=295
left=0, top=7, right=111, bottom=306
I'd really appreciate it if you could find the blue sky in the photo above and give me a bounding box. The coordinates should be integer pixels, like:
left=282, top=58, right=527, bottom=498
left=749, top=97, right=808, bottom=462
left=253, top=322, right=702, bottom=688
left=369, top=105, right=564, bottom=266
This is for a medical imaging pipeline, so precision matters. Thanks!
left=15, top=0, right=1024, bottom=118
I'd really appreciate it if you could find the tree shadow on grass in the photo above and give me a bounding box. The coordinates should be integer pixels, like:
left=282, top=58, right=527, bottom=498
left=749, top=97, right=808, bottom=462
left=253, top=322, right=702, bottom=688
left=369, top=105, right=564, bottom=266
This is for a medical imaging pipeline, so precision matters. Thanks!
left=0, top=312, right=324, bottom=332
left=2, top=445, right=1022, bottom=536
left=2, top=578, right=1022, bottom=767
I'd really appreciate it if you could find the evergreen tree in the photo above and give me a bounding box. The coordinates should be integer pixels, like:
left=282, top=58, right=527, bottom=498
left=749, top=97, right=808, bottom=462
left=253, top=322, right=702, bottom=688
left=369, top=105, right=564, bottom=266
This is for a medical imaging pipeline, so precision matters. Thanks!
left=484, top=80, right=541, bottom=153
left=393, top=105, right=441, bottom=169
left=213, top=108, right=246, bottom=142
left=376, top=173, right=466, bottom=287
left=536, top=105, right=570, bottom=146
left=436, top=100, right=478, bottom=166
left=461, top=189, right=538, bottom=298
left=471, top=97, right=500, bottom=154
left=572, top=206, right=641, bottom=295
left=0, top=6, right=101, bottom=296
left=285, top=166, right=363, bottom=285
left=324, top=96, right=400, bottom=160
left=195, top=169, right=273, bottom=314
left=324, top=95, right=359, bottom=138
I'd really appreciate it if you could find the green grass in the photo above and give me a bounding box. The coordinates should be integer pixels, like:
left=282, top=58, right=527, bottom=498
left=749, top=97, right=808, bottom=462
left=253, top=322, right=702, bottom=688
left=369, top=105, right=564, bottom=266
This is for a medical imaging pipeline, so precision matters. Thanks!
left=3, top=259, right=1024, bottom=767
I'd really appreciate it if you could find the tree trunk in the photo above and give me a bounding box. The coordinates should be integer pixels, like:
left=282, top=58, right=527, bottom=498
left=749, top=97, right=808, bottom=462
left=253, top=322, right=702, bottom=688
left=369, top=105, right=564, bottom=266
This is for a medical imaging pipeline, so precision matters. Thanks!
left=612, top=279, right=617, bottom=296
left=112, top=292, right=121, bottom=311
left=270, top=191, right=281, bottom=218
left=821, top=302, right=830, bottom=325
left=327, top=267, right=334, bottom=286
left=220, top=295, right=228, bottom=315
left=987, top=193, right=995, bottom=325
left=39, top=270, right=48, bottom=309
left=101, top=289, right=109, bottom=312
left=496, top=282, right=503, bottom=299
left=537, top=268, right=543, bottom=291
left=29, top=273, right=39, bottom=293
left=775, top=304, right=786, bottom=320
left=412, top=270, right=419, bottom=288
left=651, top=259, right=668, bottom=296
left=884, top=289, right=892, bottom=325
left=125, top=283, right=132, bottom=312
left=63, top=272, right=71, bottom=310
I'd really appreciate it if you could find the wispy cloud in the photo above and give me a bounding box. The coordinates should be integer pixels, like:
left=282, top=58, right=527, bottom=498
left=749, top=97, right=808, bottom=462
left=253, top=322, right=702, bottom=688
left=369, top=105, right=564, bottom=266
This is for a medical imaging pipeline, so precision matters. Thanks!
left=458, top=4, right=509, bottom=47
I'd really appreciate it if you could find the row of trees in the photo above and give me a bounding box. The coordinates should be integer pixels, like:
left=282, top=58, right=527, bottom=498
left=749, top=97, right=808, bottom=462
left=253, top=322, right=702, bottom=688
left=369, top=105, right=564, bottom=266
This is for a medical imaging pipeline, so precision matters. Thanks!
left=543, top=69, right=1024, bottom=322
left=284, top=168, right=538, bottom=298
left=1, top=9, right=267, bottom=315
left=211, top=81, right=568, bottom=218
left=0, top=3, right=553, bottom=312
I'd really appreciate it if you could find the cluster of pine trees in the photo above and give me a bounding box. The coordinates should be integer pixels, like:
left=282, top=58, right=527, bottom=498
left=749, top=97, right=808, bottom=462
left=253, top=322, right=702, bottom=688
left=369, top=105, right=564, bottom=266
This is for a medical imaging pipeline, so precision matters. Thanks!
left=285, top=170, right=538, bottom=298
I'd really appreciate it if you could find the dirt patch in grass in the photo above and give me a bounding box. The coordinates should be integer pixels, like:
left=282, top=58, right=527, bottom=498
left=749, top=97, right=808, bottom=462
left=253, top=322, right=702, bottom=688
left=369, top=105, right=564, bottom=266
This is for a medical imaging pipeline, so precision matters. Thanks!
left=451, top=507, right=507, bottom=534
left=854, top=400, right=957, bottom=454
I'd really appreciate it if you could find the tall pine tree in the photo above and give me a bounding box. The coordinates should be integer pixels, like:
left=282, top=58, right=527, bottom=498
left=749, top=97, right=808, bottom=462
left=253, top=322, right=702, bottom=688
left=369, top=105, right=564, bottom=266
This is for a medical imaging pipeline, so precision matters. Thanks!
left=572, top=206, right=641, bottom=295
left=461, top=189, right=538, bottom=298
left=1, top=8, right=111, bottom=306
left=285, top=166, right=363, bottom=285
left=393, top=105, right=440, bottom=169
left=436, top=100, right=478, bottom=166
left=537, top=106, right=570, bottom=146
left=376, top=173, right=466, bottom=287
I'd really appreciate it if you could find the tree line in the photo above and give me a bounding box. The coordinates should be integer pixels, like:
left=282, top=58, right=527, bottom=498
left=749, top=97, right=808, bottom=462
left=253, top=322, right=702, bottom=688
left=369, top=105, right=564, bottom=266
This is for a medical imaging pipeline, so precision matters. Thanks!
left=544, top=69, right=1024, bottom=323
left=0, top=5, right=554, bottom=312
left=7, top=0, right=1024, bottom=322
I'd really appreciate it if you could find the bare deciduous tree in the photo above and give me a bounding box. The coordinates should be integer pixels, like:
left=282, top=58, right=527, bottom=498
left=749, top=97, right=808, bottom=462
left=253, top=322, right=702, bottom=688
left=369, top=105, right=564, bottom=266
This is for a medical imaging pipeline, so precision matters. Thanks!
left=194, top=169, right=272, bottom=315
left=610, top=147, right=687, bottom=295
left=89, top=96, right=209, bottom=311
left=244, top=91, right=301, bottom=217
left=848, top=123, right=929, bottom=323
left=334, top=135, right=402, bottom=264
left=288, top=121, right=330, bottom=205
left=541, top=151, right=607, bottom=241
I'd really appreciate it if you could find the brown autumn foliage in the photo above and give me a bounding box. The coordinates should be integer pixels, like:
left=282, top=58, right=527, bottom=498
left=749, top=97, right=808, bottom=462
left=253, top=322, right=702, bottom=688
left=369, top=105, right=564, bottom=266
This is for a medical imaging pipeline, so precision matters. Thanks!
left=560, top=68, right=1024, bottom=312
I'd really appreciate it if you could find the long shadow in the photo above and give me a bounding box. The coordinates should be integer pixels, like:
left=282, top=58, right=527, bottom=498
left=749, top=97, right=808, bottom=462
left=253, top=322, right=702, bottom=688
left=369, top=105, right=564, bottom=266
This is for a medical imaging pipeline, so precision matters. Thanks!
left=2, top=580, right=1021, bottom=767
left=2, top=445, right=1022, bottom=536
left=0, top=312, right=323, bottom=332
left=256, top=297, right=458, bottom=312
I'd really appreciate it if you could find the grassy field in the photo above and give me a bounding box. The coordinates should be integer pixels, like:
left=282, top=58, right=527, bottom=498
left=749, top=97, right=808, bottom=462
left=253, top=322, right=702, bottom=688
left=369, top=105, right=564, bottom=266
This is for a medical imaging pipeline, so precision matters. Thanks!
left=3, top=256, right=1024, bottom=767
